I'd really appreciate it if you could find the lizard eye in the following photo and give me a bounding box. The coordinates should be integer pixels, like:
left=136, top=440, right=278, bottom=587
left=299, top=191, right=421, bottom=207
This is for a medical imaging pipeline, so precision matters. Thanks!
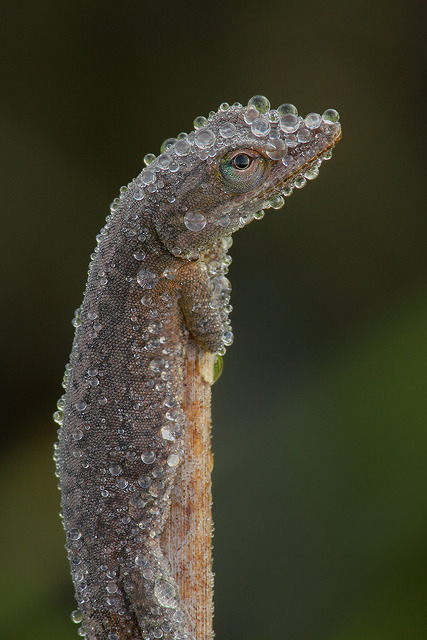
left=219, top=149, right=267, bottom=193
left=231, top=154, right=252, bottom=170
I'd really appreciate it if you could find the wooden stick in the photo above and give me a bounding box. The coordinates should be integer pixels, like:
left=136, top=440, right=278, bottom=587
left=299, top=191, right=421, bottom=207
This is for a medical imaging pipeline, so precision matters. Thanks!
left=161, top=338, right=214, bottom=640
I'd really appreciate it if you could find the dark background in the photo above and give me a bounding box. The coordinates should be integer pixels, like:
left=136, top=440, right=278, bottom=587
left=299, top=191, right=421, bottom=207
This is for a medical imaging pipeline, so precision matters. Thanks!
left=1, top=1, right=426, bottom=638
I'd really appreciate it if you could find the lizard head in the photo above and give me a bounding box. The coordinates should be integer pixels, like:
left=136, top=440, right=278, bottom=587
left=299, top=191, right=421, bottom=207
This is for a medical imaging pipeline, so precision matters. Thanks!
left=126, top=96, right=341, bottom=259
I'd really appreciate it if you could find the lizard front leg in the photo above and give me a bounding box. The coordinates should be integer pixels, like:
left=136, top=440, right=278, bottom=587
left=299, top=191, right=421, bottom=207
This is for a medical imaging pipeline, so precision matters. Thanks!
left=179, top=258, right=231, bottom=354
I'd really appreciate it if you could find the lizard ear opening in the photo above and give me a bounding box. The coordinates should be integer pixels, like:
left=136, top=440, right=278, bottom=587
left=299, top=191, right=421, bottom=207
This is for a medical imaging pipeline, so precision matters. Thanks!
left=219, top=149, right=268, bottom=194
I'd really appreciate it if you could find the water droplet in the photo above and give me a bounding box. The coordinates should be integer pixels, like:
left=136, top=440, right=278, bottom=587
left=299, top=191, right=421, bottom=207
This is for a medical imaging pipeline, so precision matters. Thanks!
left=322, top=108, right=340, bottom=123
left=268, top=111, right=280, bottom=124
left=116, top=477, right=128, bottom=489
left=213, top=354, right=223, bottom=382
left=222, top=330, right=234, bottom=346
left=141, top=452, right=156, bottom=464
left=69, top=528, right=81, bottom=541
left=161, top=427, right=174, bottom=441
left=297, top=127, right=311, bottom=144
left=137, top=269, right=159, bottom=289
left=148, top=321, right=162, bottom=334
left=277, top=103, right=298, bottom=116
left=254, top=210, right=265, bottom=220
left=269, top=195, right=285, bottom=209
left=110, top=198, right=120, bottom=213
left=143, top=566, right=155, bottom=579
left=265, top=138, right=287, bottom=160
left=243, top=106, right=259, bottom=125
left=149, top=481, right=164, bottom=497
left=158, top=154, right=172, bottom=170
left=248, top=95, right=270, bottom=114
left=108, top=632, right=120, bottom=640
left=140, top=170, right=156, bottom=185
left=75, top=400, right=86, bottom=412
left=109, top=465, right=122, bottom=476
left=53, top=410, right=63, bottom=425
left=184, top=211, right=206, bottom=232
left=138, top=475, right=152, bottom=488
left=150, top=357, right=165, bottom=372
left=219, top=122, right=236, bottom=138
left=280, top=114, right=300, bottom=133
left=71, top=609, right=82, bottom=624
left=284, top=134, right=298, bottom=148
left=160, top=138, right=177, bottom=153
left=72, top=308, right=82, bottom=328
left=106, top=582, right=118, bottom=594
left=167, top=454, right=180, bottom=467
left=250, top=118, right=270, bottom=137
left=193, top=115, right=207, bottom=129
left=154, top=578, right=178, bottom=609
left=172, top=139, right=190, bottom=158
left=217, top=214, right=230, bottom=228
left=87, top=310, right=98, bottom=320
left=133, top=250, right=146, bottom=261
left=135, top=554, right=147, bottom=568
left=195, top=129, right=215, bottom=149
left=304, top=165, right=320, bottom=180
left=162, top=267, right=177, bottom=280
left=294, top=175, right=307, bottom=189
left=72, top=429, right=84, bottom=441
left=305, top=112, right=322, bottom=129
left=143, top=153, right=156, bottom=166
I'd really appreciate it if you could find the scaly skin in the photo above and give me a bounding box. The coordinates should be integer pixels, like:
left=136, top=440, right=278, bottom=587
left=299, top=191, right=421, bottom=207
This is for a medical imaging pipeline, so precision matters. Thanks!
left=54, top=97, right=341, bottom=640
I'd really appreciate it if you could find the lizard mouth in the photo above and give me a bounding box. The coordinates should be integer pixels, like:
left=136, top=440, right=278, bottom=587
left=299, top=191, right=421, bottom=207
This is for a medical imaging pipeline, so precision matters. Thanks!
left=249, top=120, right=342, bottom=214
left=268, top=124, right=341, bottom=198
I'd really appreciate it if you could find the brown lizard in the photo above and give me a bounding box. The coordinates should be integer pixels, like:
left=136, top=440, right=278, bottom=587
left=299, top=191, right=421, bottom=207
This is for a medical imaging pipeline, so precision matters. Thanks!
left=53, top=96, right=341, bottom=640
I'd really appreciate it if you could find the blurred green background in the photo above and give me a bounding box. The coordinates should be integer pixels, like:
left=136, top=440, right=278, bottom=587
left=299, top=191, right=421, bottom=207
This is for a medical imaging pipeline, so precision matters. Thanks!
left=1, top=1, right=426, bottom=638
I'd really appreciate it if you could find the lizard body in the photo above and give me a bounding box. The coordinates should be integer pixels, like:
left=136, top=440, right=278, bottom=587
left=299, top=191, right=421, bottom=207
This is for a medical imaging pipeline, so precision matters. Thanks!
left=54, top=97, right=341, bottom=640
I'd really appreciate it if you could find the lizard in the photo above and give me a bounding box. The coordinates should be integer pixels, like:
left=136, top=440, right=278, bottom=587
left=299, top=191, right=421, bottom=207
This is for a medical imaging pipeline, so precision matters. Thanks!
left=53, top=95, right=341, bottom=640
